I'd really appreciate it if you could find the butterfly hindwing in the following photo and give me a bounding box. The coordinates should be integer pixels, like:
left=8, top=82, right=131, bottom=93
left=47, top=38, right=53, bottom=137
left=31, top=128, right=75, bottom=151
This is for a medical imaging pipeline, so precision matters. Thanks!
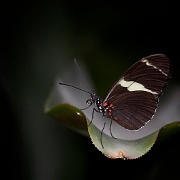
left=110, top=90, right=157, bottom=130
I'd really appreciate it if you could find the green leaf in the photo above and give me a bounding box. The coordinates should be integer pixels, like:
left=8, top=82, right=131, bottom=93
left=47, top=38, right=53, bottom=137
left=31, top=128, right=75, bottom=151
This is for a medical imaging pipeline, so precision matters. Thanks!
left=45, top=104, right=88, bottom=136
left=86, top=117, right=159, bottom=159
left=157, top=121, right=180, bottom=143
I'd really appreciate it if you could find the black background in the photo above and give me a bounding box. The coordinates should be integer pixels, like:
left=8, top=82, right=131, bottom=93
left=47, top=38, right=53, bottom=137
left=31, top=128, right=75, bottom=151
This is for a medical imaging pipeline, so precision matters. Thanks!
left=1, top=1, right=180, bottom=180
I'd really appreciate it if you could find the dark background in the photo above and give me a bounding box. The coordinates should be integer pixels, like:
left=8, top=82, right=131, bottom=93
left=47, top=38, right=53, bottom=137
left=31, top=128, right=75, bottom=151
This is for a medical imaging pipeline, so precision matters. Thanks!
left=1, top=1, right=180, bottom=180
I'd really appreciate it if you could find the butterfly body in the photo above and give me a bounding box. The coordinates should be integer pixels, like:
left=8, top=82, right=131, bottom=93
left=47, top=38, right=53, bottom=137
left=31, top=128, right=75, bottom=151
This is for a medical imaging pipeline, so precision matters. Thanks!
left=89, top=94, right=115, bottom=119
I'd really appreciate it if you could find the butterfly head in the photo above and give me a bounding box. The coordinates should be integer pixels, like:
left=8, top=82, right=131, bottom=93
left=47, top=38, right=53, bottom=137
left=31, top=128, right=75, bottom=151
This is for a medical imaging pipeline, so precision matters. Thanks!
left=86, top=93, right=99, bottom=106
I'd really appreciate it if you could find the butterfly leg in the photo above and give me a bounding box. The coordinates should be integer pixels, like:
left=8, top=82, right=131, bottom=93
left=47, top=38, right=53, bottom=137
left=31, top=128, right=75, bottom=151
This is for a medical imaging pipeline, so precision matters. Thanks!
left=100, top=122, right=106, bottom=149
left=109, top=119, right=117, bottom=139
left=87, top=108, right=99, bottom=127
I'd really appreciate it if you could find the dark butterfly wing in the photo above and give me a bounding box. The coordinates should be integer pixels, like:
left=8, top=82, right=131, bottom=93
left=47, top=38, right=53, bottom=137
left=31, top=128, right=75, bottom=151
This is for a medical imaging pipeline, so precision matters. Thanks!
left=103, top=54, right=172, bottom=130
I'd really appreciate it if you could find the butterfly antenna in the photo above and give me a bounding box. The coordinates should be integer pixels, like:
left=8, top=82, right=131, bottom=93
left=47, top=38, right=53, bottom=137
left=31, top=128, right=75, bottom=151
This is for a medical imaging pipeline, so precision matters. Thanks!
left=59, top=82, right=92, bottom=95
left=74, top=59, right=92, bottom=92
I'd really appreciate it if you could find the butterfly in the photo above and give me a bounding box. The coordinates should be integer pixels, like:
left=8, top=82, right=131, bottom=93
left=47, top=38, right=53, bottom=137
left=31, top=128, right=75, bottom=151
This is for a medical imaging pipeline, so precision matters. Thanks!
left=60, top=54, right=172, bottom=147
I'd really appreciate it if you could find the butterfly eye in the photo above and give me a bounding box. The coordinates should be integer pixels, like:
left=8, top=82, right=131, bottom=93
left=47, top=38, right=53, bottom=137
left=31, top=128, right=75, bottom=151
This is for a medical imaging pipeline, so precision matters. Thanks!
left=86, top=99, right=92, bottom=106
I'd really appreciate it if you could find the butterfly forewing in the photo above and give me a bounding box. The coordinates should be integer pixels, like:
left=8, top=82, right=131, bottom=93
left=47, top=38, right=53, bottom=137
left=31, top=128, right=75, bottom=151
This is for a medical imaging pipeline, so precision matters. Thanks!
left=103, top=54, right=172, bottom=130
